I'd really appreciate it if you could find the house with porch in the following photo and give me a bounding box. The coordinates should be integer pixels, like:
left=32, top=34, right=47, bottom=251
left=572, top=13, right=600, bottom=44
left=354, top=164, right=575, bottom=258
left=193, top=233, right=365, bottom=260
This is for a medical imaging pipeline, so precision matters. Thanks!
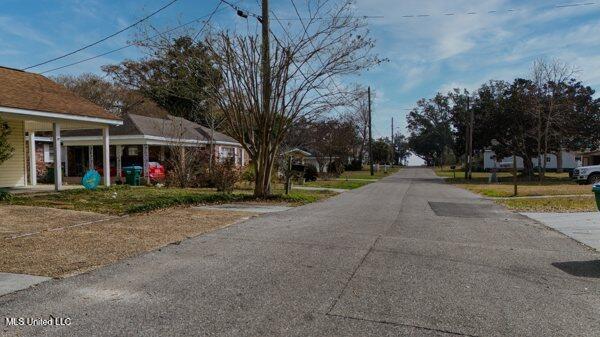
left=0, top=66, right=122, bottom=191
left=29, top=104, right=246, bottom=184
left=578, top=150, right=600, bottom=167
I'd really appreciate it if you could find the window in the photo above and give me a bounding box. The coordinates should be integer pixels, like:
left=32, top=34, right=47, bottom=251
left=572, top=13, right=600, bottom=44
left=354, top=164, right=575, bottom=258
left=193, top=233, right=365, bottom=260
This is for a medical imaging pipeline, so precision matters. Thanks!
left=128, top=147, right=139, bottom=156
left=547, top=157, right=551, bottom=163
left=43, top=144, right=54, bottom=163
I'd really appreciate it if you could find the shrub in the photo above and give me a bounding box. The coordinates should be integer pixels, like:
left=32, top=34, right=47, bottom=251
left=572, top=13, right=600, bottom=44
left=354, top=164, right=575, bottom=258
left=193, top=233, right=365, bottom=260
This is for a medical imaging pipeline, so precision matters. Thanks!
left=0, top=118, right=14, bottom=166
left=211, top=158, right=242, bottom=193
left=241, top=164, right=255, bottom=182
left=0, top=189, right=12, bottom=202
left=304, top=164, right=318, bottom=181
left=345, top=159, right=363, bottom=171
left=327, top=160, right=345, bottom=177
left=165, top=146, right=212, bottom=188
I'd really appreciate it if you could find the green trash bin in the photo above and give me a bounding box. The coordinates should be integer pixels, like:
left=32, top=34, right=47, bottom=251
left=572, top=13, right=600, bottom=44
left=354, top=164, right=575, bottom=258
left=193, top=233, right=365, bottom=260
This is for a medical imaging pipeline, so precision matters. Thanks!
left=593, top=184, right=600, bottom=211
left=123, top=166, right=142, bottom=186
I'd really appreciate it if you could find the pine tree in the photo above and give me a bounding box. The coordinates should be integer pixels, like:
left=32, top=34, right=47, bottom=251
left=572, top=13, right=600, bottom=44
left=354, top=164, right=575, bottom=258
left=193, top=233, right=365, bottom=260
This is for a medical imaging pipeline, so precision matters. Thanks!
left=0, top=118, right=14, bottom=165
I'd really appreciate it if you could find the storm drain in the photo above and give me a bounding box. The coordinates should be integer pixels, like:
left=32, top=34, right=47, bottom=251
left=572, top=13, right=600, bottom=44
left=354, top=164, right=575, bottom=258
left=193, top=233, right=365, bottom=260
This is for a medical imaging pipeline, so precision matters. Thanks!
left=428, top=201, right=500, bottom=218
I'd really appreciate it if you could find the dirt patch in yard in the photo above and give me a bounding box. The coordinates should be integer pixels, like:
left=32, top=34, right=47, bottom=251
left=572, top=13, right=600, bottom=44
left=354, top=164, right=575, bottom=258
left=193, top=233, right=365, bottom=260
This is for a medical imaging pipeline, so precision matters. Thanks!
left=0, top=207, right=253, bottom=278
left=0, top=205, right=112, bottom=239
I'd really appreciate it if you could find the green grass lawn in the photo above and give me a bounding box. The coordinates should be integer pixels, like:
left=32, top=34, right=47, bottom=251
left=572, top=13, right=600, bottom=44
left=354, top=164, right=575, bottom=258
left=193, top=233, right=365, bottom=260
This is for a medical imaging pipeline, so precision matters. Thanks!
left=434, top=166, right=597, bottom=212
left=302, top=166, right=401, bottom=190
left=497, top=196, right=597, bottom=213
left=340, top=166, right=400, bottom=180
left=303, top=179, right=373, bottom=190
left=3, top=185, right=337, bottom=215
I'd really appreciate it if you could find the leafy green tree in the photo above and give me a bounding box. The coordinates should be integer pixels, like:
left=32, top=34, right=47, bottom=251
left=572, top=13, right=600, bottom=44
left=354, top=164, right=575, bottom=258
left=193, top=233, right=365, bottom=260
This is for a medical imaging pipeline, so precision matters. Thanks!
left=103, top=36, right=220, bottom=126
left=407, top=94, right=453, bottom=166
left=0, top=118, right=14, bottom=165
left=393, top=133, right=410, bottom=165
left=372, top=138, right=393, bottom=164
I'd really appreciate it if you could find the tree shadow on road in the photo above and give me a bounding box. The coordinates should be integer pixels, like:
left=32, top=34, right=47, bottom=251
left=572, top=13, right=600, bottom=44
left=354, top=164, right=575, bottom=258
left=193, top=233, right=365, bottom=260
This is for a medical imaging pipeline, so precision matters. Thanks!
left=552, top=260, right=600, bottom=278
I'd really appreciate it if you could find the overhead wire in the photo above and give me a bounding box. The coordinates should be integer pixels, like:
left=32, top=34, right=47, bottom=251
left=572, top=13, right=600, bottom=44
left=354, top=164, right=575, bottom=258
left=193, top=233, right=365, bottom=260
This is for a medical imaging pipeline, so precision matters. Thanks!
left=24, top=0, right=181, bottom=70
left=39, top=1, right=231, bottom=74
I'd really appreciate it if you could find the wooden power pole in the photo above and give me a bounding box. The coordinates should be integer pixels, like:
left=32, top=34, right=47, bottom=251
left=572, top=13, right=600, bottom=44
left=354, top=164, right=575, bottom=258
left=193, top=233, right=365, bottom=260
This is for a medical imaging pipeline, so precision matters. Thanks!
left=391, top=117, right=394, bottom=165
left=261, top=0, right=271, bottom=119
left=368, top=86, right=374, bottom=176
left=464, top=95, right=474, bottom=180
left=259, top=0, right=271, bottom=194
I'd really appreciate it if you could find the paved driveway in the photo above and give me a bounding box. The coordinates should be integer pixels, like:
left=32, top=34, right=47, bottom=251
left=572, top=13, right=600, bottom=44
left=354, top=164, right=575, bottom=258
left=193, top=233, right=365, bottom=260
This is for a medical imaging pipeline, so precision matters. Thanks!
left=2, top=168, right=600, bottom=336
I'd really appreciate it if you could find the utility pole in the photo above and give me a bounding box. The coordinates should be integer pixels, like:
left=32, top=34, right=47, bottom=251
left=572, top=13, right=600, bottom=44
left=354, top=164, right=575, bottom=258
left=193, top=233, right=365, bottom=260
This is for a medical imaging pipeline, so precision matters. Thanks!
left=512, top=153, right=518, bottom=196
left=260, top=0, right=271, bottom=194
left=391, top=117, right=394, bottom=165
left=368, top=86, right=374, bottom=176
left=468, top=94, right=473, bottom=180
left=261, top=0, right=270, bottom=118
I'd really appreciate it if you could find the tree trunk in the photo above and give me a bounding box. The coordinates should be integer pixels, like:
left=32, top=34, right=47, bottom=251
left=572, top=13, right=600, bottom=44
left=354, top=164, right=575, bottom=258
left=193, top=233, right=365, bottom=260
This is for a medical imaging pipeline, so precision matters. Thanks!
left=253, top=143, right=277, bottom=198
left=522, top=153, right=534, bottom=181
left=556, top=149, right=563, bottom=173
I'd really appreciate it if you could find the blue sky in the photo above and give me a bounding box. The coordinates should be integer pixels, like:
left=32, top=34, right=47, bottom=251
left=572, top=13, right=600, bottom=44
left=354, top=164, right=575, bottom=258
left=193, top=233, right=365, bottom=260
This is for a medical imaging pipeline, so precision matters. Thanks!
left=2, top=0, right=600, bottom=164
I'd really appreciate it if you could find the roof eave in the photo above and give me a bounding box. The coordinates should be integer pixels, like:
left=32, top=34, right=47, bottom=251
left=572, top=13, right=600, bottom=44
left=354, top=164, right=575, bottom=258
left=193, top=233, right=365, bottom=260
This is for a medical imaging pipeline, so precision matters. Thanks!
left=0, top=105, right=122, bottom=126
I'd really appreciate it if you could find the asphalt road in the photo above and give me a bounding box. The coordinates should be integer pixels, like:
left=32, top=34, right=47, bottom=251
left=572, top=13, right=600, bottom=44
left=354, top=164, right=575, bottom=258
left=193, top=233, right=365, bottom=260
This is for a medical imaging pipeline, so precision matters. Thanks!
left=2, top=167, right=600, bottom=336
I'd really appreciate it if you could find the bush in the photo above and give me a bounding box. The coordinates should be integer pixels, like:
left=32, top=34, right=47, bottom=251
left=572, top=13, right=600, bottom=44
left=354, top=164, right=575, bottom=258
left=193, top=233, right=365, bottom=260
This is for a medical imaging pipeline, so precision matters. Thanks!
left=327, top=160, right=345, bottom=177
left=0, top=189, right=12, bottom=202
left=345, top=159, right=363, bottom=171
left=241, top=164, right=255, bottom=182
left=304, top=164, right=318, bottom=181
left=211, top=158, right=242, bottom=193
left=165, top=146, right=212, bottom=188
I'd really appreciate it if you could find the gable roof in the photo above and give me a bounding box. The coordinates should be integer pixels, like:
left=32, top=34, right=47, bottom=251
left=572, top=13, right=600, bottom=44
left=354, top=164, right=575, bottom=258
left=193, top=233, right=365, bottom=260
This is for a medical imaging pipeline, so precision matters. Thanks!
left=0, top=66, right=119, bottom=121
left=62, top=111, right=239, bottom=145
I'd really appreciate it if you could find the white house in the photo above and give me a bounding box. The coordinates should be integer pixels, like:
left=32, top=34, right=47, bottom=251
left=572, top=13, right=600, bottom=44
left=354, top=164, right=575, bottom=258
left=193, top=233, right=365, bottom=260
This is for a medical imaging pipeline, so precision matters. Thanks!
left=483, top=149, right=579, bottom=171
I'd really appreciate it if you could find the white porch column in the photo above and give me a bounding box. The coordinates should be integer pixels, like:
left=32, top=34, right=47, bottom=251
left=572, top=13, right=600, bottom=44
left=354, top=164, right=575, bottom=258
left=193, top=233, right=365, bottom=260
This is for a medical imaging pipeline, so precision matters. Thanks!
left=240, top=148, right=244, bottom=166
left=116, top=145, right=122, bottom=181
left=102, top=127, right=110, bottom=187
left=159, top=146, right=166, bottom=162
left=28, top=132, right=37, bottom=186
left=63, top=146, right=69, bottom=177
left=88, top=146, right=94, bottom=171
left=143, top=144, right=150, bottom=185
left=52, top=123, right=62, bottom=191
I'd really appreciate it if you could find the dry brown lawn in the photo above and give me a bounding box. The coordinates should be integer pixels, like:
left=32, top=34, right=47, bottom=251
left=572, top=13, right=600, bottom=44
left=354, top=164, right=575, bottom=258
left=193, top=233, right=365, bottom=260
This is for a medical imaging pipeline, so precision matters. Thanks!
left=0, top=205, right=113, bottom=239
left=0, top=206, right=253, bottom=278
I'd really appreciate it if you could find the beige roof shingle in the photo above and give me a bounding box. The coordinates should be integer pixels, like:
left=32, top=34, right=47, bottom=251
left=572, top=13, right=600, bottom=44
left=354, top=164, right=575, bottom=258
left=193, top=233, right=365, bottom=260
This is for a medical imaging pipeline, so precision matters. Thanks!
left=0, top=66, right=120, bottom=121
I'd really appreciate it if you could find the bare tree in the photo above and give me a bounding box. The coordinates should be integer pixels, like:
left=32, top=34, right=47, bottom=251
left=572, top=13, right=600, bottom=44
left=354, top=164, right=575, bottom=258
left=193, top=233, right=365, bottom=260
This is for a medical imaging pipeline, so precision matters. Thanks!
left=344, top=86, right=370, bottom=162
left=52, top=73, right=126, bottom=115
left=205, top=0, right=380, bottom=197
left=531, top=58, right=578, bottom=181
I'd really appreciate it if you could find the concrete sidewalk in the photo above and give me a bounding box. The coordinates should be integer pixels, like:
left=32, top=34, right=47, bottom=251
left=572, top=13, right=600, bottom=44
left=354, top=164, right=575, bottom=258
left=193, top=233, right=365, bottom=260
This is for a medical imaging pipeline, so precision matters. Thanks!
left=0, top=273, right=50, bottom=297
left=523, top=211, right=600, bottom=251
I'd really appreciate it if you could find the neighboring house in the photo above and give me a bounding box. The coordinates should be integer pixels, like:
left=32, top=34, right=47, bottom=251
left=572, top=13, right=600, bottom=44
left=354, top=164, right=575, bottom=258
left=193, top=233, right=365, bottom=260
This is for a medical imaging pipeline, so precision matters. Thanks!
left=483, top=149, right=579, bottom=171
left=578, top=150, right=600, bottom=166
left=39, top=107, right=246, bottom=184
left=0, top=66, right=121, bottom=190
left=284, top=148, right=338, bottom=173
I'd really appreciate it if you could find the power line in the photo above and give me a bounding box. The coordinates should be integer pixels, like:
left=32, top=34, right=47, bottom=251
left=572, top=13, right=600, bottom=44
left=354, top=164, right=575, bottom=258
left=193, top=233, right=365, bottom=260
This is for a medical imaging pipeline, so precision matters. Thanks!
left=287, top=0, right=359, bottom=110
left=393, top=1, right=597, bottom=19
left=39, top=2, right=229, bottom=75
left=24, top=0, right=180, bottom=70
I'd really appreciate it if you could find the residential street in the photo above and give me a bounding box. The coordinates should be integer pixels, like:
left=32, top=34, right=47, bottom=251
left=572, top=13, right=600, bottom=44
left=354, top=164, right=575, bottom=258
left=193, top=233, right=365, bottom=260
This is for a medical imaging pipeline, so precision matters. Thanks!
left=2, top=167, right=600, bottom=336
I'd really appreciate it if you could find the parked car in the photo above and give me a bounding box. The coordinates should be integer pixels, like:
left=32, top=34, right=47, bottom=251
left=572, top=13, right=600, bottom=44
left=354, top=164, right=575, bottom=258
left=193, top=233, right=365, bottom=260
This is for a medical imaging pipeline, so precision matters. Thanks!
left=572, top=165, right=600, bottom=184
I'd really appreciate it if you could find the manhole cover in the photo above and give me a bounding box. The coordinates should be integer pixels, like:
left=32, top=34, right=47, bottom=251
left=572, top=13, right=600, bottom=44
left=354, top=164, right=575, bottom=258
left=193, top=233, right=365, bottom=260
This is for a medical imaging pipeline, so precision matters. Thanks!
left=428, top=202, right=499, bottom=218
